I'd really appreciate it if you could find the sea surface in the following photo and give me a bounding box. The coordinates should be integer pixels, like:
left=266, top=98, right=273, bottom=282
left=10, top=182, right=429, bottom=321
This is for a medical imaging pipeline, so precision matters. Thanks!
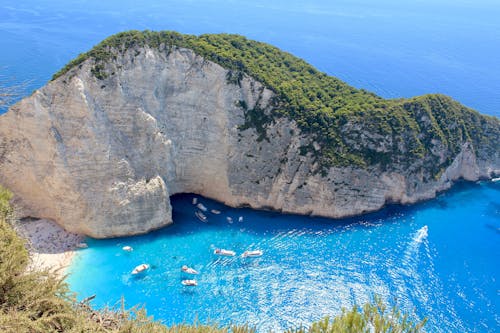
left=1, top=0, right=499, bottom=331
left=1, top=0, right=500, bottom=116
left=68, top=182, right=500, bottom=332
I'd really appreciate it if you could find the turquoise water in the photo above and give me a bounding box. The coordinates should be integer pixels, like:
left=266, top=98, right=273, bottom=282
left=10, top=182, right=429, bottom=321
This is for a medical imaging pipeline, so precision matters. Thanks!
left=1, top=0, right=499, bottom=331
left=68, top=181, right=500, bottom=332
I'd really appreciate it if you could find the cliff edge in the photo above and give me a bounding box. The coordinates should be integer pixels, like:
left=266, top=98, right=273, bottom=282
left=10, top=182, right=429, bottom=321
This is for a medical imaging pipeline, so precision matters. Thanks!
left=0, top=31, right=499, bottom=237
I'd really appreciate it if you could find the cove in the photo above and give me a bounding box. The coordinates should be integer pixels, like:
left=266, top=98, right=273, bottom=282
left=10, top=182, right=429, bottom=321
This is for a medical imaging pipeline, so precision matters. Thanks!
left=67, top=181, right=500, bottom=332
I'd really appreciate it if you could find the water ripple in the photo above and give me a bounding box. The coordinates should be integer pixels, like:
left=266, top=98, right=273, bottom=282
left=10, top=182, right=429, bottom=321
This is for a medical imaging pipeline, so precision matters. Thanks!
left=68, top=185, right=500, bottom=332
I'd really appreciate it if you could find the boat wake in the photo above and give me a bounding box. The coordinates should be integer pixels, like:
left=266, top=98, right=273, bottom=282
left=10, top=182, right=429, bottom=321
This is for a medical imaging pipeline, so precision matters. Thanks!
left=413, top=225, right=428, bottom=244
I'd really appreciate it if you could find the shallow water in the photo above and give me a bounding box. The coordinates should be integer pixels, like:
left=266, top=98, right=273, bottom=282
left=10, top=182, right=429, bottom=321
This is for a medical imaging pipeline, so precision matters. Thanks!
left=67, top=181, right=500, bottom=332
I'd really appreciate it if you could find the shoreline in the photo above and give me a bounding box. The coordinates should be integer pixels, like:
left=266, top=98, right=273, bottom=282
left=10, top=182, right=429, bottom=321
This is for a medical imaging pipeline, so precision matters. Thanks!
left=14, top=218, right=84, bottom=278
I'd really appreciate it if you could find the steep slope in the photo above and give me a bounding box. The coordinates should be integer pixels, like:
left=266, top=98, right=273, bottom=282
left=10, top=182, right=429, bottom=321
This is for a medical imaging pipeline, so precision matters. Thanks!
left=0, top=31, right=498, bottom=237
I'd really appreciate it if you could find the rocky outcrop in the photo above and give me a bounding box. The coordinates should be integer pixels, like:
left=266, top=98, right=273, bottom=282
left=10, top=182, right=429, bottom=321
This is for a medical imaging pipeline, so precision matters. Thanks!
left=0, top=46, right=499, bottom=238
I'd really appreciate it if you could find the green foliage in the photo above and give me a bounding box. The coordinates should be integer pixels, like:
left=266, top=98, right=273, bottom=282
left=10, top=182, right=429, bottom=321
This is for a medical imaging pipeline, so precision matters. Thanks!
left=0, top=186, right=13, bottom=220
left=0, top=188, right=76, bottom=332
left=286, top=297, right=426, bottom=333
left=237, top=103, right=272, bottom=142
left=51, top=30, right=500, bottom=177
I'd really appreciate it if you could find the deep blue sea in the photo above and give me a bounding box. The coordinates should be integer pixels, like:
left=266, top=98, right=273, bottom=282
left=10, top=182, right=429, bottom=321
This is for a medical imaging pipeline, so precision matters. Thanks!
left=1, top=0, right=500, bottom=116
left=1, top=0, right=499, bottom=331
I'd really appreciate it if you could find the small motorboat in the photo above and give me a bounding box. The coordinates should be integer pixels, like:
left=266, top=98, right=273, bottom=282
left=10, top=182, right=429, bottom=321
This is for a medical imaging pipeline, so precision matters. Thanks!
left=242, top=250, right=263, bottom=258
left=238, top=216, right=244, bottom=222
left=131, top=264, right=150, bottom=275
left=181, top=265, right=199, bottom=275
left=195, top=211, right=208, bottom=222
left=211, top=209, right=221, bottom=214
left=122, top=245, right=133, bottom=252
left=76, top=242, right=88, bottom=249
left=226, top=217, right=233, bottom=223
left=197, top=203, right=208, bottom=212
left=414, top=225, right=428, bottom=243
left=181, top=279, right=198, bottom=286
left=214, top=248, right=236, bottom=256
left=192, top=197, right=198, bottom=205
left=492, top=177, right=500, bottom=182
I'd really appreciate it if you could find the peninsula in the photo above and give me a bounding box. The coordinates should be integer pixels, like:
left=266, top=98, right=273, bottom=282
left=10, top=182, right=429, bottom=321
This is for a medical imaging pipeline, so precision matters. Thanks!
left=0, top=30, right=498, bottom=238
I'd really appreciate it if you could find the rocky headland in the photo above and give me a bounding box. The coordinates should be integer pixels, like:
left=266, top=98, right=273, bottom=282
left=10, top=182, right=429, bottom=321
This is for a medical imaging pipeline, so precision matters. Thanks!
left=0, top=31, right=498, bottom=238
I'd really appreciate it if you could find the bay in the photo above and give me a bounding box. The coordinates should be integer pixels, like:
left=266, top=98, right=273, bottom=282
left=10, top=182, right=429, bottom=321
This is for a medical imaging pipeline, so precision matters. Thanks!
left=1, top=1, right=499, bottom=331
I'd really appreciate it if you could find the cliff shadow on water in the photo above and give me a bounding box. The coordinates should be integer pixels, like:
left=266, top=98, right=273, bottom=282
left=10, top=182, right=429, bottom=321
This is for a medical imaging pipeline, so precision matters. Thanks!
left=83, top=179, right=496, bottom=246
left=168, top=180, right=498, bottom=235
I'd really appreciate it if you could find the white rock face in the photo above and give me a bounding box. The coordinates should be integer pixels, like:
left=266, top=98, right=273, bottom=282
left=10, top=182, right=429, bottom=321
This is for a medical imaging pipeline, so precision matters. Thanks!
left=0, top=46, right=498, bottom=237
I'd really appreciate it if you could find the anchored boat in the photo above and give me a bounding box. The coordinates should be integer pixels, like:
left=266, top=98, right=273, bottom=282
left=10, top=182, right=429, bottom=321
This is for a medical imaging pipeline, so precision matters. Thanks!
left=131, top=264, right=149, bottom=275
left=242, top=250, right=263, bottom=258
left=214, top=248, right=236, bottom=256
left=195, top=211, right=208, bottom=222
left=181, top=265, right=199, bottom=275
left=196, top=203, right=208, bottom=212
left=181, top=279, right=197, bottom=286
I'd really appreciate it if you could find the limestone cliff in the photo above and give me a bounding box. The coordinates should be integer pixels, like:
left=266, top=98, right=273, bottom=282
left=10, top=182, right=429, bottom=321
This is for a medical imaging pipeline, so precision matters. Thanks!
left=0, top=33, right=499, bottom=237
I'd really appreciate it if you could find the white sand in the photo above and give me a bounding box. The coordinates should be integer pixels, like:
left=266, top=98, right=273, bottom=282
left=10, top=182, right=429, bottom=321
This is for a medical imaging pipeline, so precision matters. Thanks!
left=14, top=218, right=84, bottom=277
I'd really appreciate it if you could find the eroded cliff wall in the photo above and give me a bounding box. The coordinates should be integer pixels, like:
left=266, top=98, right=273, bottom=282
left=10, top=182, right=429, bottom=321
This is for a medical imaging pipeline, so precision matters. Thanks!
left=0, top=46, right=498, bottom=237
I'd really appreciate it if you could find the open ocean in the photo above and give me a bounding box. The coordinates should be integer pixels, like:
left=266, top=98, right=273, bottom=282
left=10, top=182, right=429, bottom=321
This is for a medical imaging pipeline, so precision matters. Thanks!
left=1, top=0, right=499, bottom=331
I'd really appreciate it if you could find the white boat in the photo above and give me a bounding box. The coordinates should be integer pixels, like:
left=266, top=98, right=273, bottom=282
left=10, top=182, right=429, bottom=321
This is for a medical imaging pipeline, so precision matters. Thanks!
left=226, top=217, right=233, bottom=223
left=122, top=246, right=133, bottom=252
left=238, top=216, right=244, bottom=222
left=242, top=250, right=263, bottom=258
left=211, top=209, right=221, bottom=214
left=214, top=248, right=236, bottom=256
left=181, top=279, right=197, bottom=286
left=131, top=264, right=149, bottom=275
left=492, top=177, right=500, bottom=182
left=195, top=211, right=208, bottom=222
left=197, top=203, right=208, bottom=211
left=181, top=265, right=199, bottom=275
left=192, top=197, right=198, bottom=204
left=76, top=242, right=88, bottom=249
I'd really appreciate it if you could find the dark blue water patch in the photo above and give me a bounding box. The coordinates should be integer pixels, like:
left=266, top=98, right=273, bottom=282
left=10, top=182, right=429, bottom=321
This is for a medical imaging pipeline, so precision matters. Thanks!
left=67, top=180, right=500, bottom=332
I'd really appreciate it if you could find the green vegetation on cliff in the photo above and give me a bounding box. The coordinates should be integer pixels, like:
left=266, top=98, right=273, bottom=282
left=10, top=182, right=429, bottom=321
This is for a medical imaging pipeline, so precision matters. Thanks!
left=52, top=30, right=500, bottom=178
left=0, top=184, right=425, bottom=332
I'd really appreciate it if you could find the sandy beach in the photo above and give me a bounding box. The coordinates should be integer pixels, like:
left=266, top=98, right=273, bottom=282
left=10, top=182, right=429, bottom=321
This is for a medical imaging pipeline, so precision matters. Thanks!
left=14, top=218, right=85, bottom=277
